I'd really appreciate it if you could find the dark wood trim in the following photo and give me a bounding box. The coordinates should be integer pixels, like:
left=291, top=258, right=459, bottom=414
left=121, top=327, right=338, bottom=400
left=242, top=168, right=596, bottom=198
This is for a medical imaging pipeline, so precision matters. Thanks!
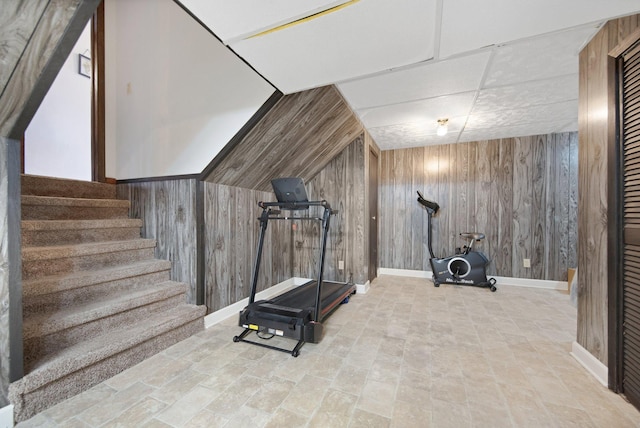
left=6, top=139, right=24, bottom=382
left=607, top=53, right=624, bottom=393
left=20, top=135, right=25, bottom=174
left=8, top=0, right=102, bottom=140
left=91, top=1, right=106, bottom=182
left=199, top=90, right=283, bottom=181
left=195, top=180, right=205, bottom=306
left=116, top=173, right=200, bottom=184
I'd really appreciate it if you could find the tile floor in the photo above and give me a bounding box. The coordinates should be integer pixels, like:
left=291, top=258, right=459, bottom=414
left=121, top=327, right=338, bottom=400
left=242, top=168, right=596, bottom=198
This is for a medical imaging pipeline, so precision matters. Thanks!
left=17, top=275, right=640, bottom=427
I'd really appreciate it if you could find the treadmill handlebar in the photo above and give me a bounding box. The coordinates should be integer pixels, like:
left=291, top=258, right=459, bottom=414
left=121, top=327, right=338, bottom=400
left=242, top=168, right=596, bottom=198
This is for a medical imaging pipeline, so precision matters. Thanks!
left=259, top=200, right=333, bottom=211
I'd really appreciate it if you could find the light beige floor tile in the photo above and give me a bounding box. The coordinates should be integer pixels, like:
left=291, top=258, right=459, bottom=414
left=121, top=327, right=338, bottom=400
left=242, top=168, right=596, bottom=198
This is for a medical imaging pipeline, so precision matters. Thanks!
left=391, top=401, right=434, bottom=428
left=182, top=409, right=228, bottom=428
left=77, top=382, right=155, bottom=427
left=263, top=408, right=309, bottom=428
left=103, top=396, right=167, bottom=428
left=245, top=376, right=296, bottom=413
left=350, top=408, right=391, bottom=428
left=331, top=364, right=369, bottom=396
left=279, top=374, right=331, bottom=417
left=155, top=385, right=219, bottom=427
left=43, top=382, right=116, bottom=424
left=357, top=379, right=397, bottom=418
left=15, top=275, right=640, bottom=427
left=149, top=368, right=210, bottom=405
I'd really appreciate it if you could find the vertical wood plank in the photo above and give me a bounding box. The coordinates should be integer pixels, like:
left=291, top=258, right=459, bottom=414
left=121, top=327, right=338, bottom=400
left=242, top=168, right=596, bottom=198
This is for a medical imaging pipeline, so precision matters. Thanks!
left=496, top=138, right=514, bottom=276
left=475, top=140, right=493, bottom=272
left=531, top=135, right=547, bottom=279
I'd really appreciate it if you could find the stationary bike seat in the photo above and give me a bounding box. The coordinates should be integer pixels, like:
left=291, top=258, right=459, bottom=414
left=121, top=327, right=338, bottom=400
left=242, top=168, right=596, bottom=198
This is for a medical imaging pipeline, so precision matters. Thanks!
left=460, top=232, right=485, bottom=241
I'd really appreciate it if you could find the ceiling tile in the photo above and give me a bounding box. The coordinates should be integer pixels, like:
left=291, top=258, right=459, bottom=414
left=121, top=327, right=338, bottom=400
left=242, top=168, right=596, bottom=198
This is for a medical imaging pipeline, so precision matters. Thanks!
left=337, top=51, right=491, bottom=110
left=483, top=25, right=598, bottom=87
left=465, top=100, right=578, bottom=130
left=229, top=0, right=437, bottom=93
left=459, top=119, right=578, bottom=143
left=358, top=92, right=476, bottom=129
left=473, top=75, right=578, bottom=113
left=177, top=0, right=346, bottom=43
left=369, top=124, right=461, bottom=150
left=439, top=0, right=638, bottom=58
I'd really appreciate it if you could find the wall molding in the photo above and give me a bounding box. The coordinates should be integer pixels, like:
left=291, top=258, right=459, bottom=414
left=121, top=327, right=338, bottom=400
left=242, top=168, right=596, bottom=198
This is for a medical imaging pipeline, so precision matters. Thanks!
left=377, top=268, right=568, bottom=290
left=571, top=341, right=608, bottom=387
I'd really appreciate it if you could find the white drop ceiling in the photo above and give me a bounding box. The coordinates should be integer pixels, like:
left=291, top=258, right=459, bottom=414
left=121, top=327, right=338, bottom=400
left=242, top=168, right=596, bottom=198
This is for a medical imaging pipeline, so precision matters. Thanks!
left=178, top=0, right=640, bottom=150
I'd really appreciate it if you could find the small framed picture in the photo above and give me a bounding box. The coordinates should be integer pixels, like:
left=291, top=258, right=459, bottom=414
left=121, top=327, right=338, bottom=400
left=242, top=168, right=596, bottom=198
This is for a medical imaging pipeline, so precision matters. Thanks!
left=79, top=53, right=91, bottom=78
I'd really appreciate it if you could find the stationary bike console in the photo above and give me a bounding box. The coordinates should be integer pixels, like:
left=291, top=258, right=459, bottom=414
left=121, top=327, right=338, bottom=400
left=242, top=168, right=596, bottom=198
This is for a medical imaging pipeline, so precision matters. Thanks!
left=417, top=191, right=497, bottom=292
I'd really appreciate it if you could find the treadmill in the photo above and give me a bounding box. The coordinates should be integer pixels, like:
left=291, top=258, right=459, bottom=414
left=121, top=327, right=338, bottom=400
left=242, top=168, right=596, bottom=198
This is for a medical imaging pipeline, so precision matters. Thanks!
left=233, top=177, right=356, bottom=357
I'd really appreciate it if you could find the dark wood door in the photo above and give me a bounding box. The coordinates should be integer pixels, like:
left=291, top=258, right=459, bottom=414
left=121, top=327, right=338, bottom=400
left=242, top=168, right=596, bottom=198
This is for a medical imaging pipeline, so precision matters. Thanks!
left=619, top=39, right=640, bottom=411
left=369, top=149, right=379, bottom=282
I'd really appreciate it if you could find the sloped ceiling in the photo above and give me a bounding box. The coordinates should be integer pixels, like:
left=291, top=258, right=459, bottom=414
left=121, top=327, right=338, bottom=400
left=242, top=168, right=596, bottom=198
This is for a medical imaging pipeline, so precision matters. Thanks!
left=178, top=0, right=640, bottom=150
left=203, top=86, right=363, bottom=191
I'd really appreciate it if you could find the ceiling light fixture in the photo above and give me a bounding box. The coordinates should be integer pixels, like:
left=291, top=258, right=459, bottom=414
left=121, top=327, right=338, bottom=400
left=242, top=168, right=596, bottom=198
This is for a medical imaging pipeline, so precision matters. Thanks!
left=436, top=118, right=449, bottom=136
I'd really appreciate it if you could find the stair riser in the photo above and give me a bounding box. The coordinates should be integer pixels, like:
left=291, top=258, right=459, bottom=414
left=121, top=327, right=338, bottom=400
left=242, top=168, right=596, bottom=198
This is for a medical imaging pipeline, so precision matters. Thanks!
left=24, top=270, right=172, bottom=314
left=22, top=248, right=156, bottom=280
left=22, top=175, right=116, bottom=199
left=24, top=293, right=187, bottom=367
left=11, top=318, right=204, bottom=422
left=22, top=227, right=141, bottom=247
left=22, top=205, right=129, bottom=221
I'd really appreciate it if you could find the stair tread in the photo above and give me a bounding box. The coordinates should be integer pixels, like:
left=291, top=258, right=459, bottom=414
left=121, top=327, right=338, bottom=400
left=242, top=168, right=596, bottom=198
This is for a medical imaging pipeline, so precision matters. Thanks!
left=21, top=175, right=116, bottom=199
left=22, top=218, right=142, bottom=231
left=23, top=280, right=186, bottom=339
left=22, top=195, right=129, bottom=207
left=22, top=239, right=156, bottom=260
left=19, top=304, right=206, bottom=390
left=23, top=259, right=171, bottom=298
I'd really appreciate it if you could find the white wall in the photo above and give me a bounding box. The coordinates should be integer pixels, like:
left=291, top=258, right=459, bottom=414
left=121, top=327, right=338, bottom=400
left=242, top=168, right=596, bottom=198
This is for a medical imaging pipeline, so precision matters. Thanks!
left=24, top=22, right=92, bottom=181
left=106, top=0, right=275, bottom=180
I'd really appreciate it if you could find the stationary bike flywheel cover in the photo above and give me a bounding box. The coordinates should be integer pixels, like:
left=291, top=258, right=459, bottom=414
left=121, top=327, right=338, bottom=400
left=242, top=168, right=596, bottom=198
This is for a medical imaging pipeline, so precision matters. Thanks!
left=447, top=257, right=471, bottom=278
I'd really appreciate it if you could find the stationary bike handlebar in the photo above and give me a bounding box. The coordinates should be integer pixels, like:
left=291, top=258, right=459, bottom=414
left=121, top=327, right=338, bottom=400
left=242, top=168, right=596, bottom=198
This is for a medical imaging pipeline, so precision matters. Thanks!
left=416, top=191, right=440, bottom=214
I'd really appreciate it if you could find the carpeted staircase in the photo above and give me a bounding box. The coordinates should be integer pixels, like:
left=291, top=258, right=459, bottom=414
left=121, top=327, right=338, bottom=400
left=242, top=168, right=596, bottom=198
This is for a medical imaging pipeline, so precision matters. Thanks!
left=9, top=175, right=206, bottom=422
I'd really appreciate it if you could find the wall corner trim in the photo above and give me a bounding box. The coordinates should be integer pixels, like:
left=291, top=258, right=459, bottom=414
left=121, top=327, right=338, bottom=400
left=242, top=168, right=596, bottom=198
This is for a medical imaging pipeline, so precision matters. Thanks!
left=0, top=404, right=14, bottom=428
left=571, top=341, right=609, bottom=387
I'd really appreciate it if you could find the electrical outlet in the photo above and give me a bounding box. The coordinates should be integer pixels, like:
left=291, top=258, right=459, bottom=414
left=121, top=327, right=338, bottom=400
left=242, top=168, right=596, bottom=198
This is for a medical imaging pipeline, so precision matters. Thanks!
left=338, top=260, right=344, bottom=270
left=523, top=258, right=531, bottom=268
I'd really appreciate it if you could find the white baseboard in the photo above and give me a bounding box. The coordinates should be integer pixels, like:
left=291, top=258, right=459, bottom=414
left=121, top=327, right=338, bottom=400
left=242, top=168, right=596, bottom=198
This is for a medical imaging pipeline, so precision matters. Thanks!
left=571, top=341, right=608, bottom=387
left=356, top=280, right=370, bottom=294
left=378, top=268, right=567, bottom=290
left=0, top=404, right=13, bottom=428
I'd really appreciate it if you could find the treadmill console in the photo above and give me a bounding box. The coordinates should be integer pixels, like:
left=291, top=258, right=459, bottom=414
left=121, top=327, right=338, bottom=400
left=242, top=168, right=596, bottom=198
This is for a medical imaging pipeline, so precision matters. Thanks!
left=271, top=177, right=310, bottom=210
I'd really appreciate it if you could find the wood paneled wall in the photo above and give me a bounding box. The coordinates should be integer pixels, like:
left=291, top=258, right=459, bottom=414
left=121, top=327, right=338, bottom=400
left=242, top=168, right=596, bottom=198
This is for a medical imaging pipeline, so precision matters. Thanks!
left=578, top=14, right=640, bottom=366
left=202, top=133, right=372, bottom=311
left=204, top=86, right=363, bottom=192
left=295, top=134, right=368, bottom=284
left=117, top=179, right=198, bottom=303
left=379, top=133, right=578, bottom=281
left=202, top=183, right=290, bottom=312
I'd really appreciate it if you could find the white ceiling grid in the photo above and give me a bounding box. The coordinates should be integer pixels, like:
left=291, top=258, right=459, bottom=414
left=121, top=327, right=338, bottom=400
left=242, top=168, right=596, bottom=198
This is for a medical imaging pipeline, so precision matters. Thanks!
left=178, top=0, right=640, bottom=150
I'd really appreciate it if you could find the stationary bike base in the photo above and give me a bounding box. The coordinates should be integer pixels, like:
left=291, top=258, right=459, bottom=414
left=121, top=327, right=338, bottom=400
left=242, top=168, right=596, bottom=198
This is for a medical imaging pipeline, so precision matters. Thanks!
left=430, top=252, right=497, bottom=292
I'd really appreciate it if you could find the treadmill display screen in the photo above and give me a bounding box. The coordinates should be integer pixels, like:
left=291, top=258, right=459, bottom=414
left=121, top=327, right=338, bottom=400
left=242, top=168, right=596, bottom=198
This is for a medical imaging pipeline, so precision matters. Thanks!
left=271, top=177, right=309, bottom=210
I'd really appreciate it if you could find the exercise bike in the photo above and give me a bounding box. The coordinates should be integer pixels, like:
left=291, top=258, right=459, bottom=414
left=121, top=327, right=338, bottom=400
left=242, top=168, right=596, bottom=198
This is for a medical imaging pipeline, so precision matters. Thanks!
left=417, top=191, right=497, bottom=292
